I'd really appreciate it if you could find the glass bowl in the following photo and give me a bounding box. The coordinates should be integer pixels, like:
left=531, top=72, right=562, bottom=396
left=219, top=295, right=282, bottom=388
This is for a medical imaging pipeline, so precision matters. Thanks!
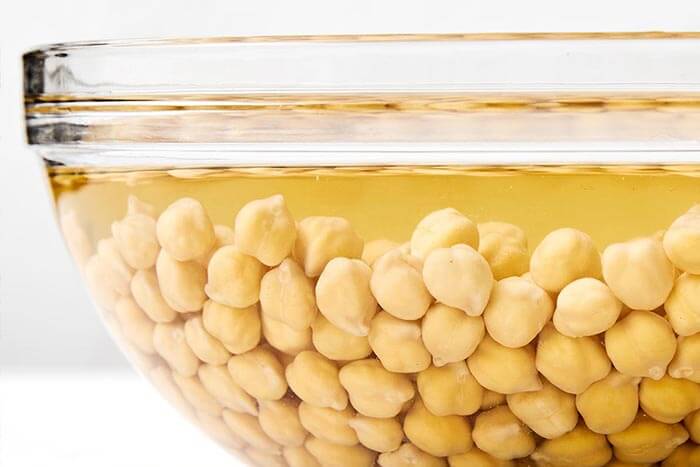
left=24, top=33, right=700, bottom=466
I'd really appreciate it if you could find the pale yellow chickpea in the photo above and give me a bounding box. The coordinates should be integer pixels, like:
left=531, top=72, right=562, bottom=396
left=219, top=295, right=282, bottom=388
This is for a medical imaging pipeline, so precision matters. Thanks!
left=467, top=335, right=542, bottom=394
left=183, top=316, right=230, bottom=365
left=126, top=195, right=156, bottom=218
left=259, top=258, right=317, bottom=331
left=575, top=370, right=640, bottom=434
left=196, top=412, right=245, bottom=449
left=640, top=375, right=700, bottom=424
left=404, top=399, right=472, bottom=457
left=171, top=372, right=223, bottom=416
left=197, top=364, right=258, bottom=415
left=663, top=443, right=700, bottom=467
left=113, top=296, right=155, bottom=354
left=480, top=390, right=506, bottom=410
left=221, top=409, right=281, bottom=452
left=686, top=410, right=700, bottom=443
left=92, top=238, right=135, bottom=298
left=298, top=402, right=358, bottom=446
left=370, top=249, right=433, bottom=320
left=311, top=315, right=372, bottom=361
left=286, top=351, right=348, bottom=410
left=244, top=449, right=286, bottom=467
left=258, top=399, right=308, bottom=447
left=602, top=237, right=675, bottom=310
left=670, top=334, right=700, bottom=382
left=507, top=380, right=578, bottom=439
left=378, top=443, right=448, bottom=467
left=368, top=311, right=431, bottom=373
left=553, top=278, right=622, bottom=337
left=130, top=269, right=177, bottom=323
left=305, top=437, right=376, bottom=467
left=315, top=257, right=377, bottom=336
left=483, top=276, right=553, bottom=348
left=448, top=448, right=515, bottom=467
left=665, top=273, right=700, bottom=336
left=60, top=210, right=93, bottom=267
left=423, top=244, right=494, bottom=316
left=152, top=321, right=200, bottom=377
left=261, top=311, right=313, bottom=356
left=205, top=245, right=266, bottom=309
left=227, top=347, right=288, bottom=401
left=348, top=415, right=403, bottom=453
left=156, top=197, right=215, bottom=261
left=294, top=216, right=364, bottom=277
left=195, top=224, right=235, bottom=268
left=85, top=254, right=122, bottom=311
left=147, top=365, right=194, bottom=418
left=155, top=250, right=207, bottom=313
left=234, top=194, right=297, bottom=266
left=283, top=446, right=322, bottom=467
left=417, top=362, right=483, bottom=416
left=362, top=239, right=399, bottom=266
left=477, top=221, right=529, bottom=280
left=112, top=213, right=159, bottom=270
left=608, top=415, right=689, bottom=464
left=338, top=359, right=415, bottom=418
left=604, top=310, right=677, bottom=380
left=472, top=405, right=535, bottom=460
left=530, top=228, right=601, bottom=293
left=410, top=208, right=479, bottom=260
left=421, top=303, right=485, bottom=366
left=663, top=205, right=700, bottom=273
left=530, top=423, right=613, bottom=467
left=201, top=300, right=260, bottom=354
left=536, top=323, right=611, bottom=394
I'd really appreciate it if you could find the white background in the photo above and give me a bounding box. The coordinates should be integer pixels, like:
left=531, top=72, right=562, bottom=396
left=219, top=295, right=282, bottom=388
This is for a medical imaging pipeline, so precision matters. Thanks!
left=1, top=1, right=699, bottom=465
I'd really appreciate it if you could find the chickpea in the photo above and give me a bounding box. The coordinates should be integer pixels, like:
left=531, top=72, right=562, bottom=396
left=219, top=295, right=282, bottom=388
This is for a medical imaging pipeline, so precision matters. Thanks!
left=112, top=213, right=159, bottom=270
left=156, top=197, right=215, bottom=261
left=368, top=311, right=431, bottom=373
left=96, top=238, right=134, bottom=295
left=196, top=224, right=236, bottom=267
left=608, top=415, right=689, bottom=464
left=536, top=323, right=611, bottom=394
left=404, top=399, right=472, bottom=457
left=283, top=446, right=322, bottom=467
left=221, top=409, right=281, bottom=452
left=338, top=359, right=415, bottom=418
left=530, top=228, right=601, bottom=293
left=423, top=244, right=494, bottom=316
left=60, top=210, right=92, bottom=267
left=448, top=448, right=514, bottom=467
left=480, top=390, right=506, bottom=410
left=575, top=370, right=640, bottom=434
left=234, top=194, right=296, bottom=267
left=305, top=437, right=376, bottom=467
left=472, top=405, right=534, bottom=460
left=370, top=249, right=432, bottom=320
left=665, top=273, right=700, bottom=336
left=205, top=245, right=265, bottom=309
left=640, top=375, right=700, bottom=424
left=85, top=254, right=122, bottom=311
left=670, top=335, right=700, bottom=382
left=663, top=205, right=700, bottom=273
left=410, top=208, right=479, bottom=260
left=130, top=269, right=177, bottom=323
left=311, top=315, right=372, bottom=361
left=602, top=237, right=675, bottom=310
left=152, top=321, right=199, bottom=377
left=530, top=423, right=613, bottom=467
left=687, top=410, right=700, bottom=442
left=553, top=278, right=622, bottom=337
left=362, top=239, right=399, bottom=266
left=227, top=347, right=288, bottom=400
left=477, top=221, right=529, bottom=280
left=244, top=449, right=286, bottom=467
left=201, top=300, right=260, bottom=354
left=127, top=195, right=156, bottom=218
left=298, top=402, right=358, bottom=446
left=262, top=312, right=312, bottom=355
left=421, top=303, right=485, bottom=366
left=348, top=415, right=403, bottom=453
left=286, top=351, right=348, bottom=410
left=182, top=316, right=230, bottom=365
left=258, top=399, right=307, bottom=447
left=294, top=216, right=364, bottom=277
left=196, top=412, right=245, bottom=449
left=417, top=362, right=483, bottom=416
left=113, top=296, right=155, bottom=354
left=315, top=258, right=377, bottom=336
left=171, top=372, right=223, bottom=416
left=259, top=258, right=317, bottom=331
left=148, top=365, right=194, bottom=418
left=156, top=250, right=207, bottom=313
left=507, top=380, right=578, bottom=439
left=378, top=443, right=447, bottom=467
left=663, top=443, right=700, bottom=467
left=467, top=336, right=542, bottom=394
left=483, top=276, right=553, bottom=348
left=604, top=310, right=677, bottom=380
left=197, top=364, right=258, bottom=415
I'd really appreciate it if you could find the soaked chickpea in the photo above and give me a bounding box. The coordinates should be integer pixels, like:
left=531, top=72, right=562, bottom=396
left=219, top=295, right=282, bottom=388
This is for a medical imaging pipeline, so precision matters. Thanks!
left=530, top=423, right=613, bottom=467
left=507, top=380, right=578, bottom=439
left=112, top=213, right=159, bottom=270
left=404, top=399, right=472, bottom=457
left=421, top=303, right=484, bottom=367
left=663, top=205, right=700, bottom=273
left=362, top=239, right=399, bottom=266
left=305, top=437, right=376, bottom=467
left=201, top=300, right=260, bottom=354
left=156, top=250, right=207, bottom=313
left=84, top=253, right=123, bottom=311
left=553, top=278, right=622, bottom=337
left=222, top=409, right=281, bottom=452
left=410, top=208, right=479, bottom=260
left=686, top=410, right=700, bottom=443
left=639, top=375, right=700, bottom=424
left=244, top=449, right=287, bottom=467
left=227, top=347, right=288, bottom=401
left=197, top=364, right=258, bottom=415
left=448, top=448, right=515, bottom=467
left=205, top=245, right=266, bottom=309
left=60, top=210, right=92, bottom=267
left=575, top=370, right=640, bottom=434
left=370, top=249, right=433, bottom=320
left=172, top=372, right=223, bottom=416
left=261, top=311, right=313, bottom=356
left=184, top=316, right=231, bottom=365
left=472, top=405, right=535, bottom=460
left=348, top=415, right=403, bottom=453
left=113, top=296, right=155, bottom=355
left=665, top=272, right=700, bottom=336
left=311, top=315, right=372, bottom=361
left=477, top=221, right=529, bottom=280
left=153, top=321, right=200, bottom=377
left=480, top=390, right=507, bottom=410
left=294, top=216, right=364, bottom=277
left=286, top=351, right=348, bottom=410
left=378, top=443, right=448, bottom=467
left=368, top=311, right=431, bottom=373
left=156, top=197, right=215, bottom=261
left=283, top=446, right=322, bottom=467
left=130, top=269, right=177, bottom=323
left=259, top=258, right=317, bottom=331
left=467, top=335, right=542, bottom=394
left=662, top=443, right=700, bottom=467
left=608, top=415, right=689, bottom=464
left=298, top=402, right=358, bottom=446
left=258, top=399, right=307, bottom=447
left=196, top=412, right=245, bottom=449
left=669, top=334, right=700, bottom=382
left=417, top=362, right=483, bottom=416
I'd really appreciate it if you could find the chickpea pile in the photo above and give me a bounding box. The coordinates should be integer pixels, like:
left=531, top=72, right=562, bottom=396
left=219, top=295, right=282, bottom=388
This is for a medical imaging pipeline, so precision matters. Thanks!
left=66, top=193, right=700, bottom=467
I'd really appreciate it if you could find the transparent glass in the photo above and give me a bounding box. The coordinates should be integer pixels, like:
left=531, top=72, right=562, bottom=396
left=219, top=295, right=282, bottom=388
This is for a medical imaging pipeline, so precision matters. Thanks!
left=25, top=34, right=700, bottom=466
